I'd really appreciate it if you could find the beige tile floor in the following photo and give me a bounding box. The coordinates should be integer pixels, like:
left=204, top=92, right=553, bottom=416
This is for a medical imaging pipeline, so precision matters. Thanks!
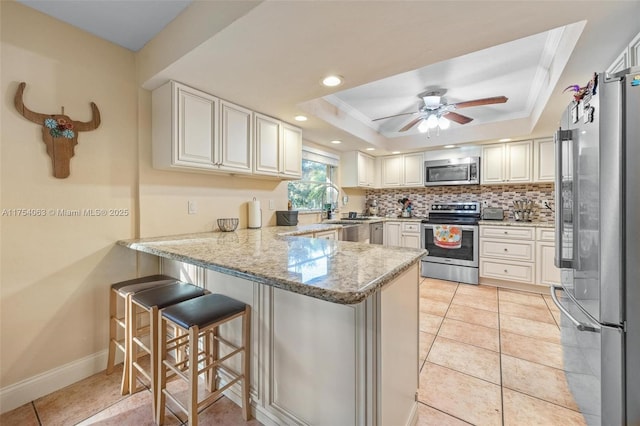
left=417, top=278, right=587, bottom=426
left=2, top=278, right=586, bottom=425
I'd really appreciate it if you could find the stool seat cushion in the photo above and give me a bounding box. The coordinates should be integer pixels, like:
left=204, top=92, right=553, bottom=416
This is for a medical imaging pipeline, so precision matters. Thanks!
left=113, top=275, right=177, bottom=296
left=132, top=282, right=205, bottom=309
left=162, top=294, right=247, bottom=329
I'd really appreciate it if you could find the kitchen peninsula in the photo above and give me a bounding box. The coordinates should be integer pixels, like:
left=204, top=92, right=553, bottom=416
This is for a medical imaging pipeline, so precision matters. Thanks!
left=118, top=224, right=425, bottom=426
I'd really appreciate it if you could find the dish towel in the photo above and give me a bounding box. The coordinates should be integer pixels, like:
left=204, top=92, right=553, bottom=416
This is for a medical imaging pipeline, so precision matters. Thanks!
left=433, top=225, right=463, bottom=249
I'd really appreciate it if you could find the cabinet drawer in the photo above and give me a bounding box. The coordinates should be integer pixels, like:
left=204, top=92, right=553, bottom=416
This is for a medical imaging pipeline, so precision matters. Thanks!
left=536, top=228, right=555, bottom=242
left=402, top=222, right=420, bottom=233
left=480, top=239, right=534, bottom=262
left=314, top=230, right=338, bottom=240
left=481, top=226, right=534, bottom=240
left=480, top=259, right=534, bottom=283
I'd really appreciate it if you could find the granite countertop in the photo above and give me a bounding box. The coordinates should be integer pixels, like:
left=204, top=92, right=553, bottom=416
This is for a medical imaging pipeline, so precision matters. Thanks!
left=324, top=216, right=424, bottom=224
left=478, top=220, right=554, bottom=228
left=117, top=225, right=426, bottom=305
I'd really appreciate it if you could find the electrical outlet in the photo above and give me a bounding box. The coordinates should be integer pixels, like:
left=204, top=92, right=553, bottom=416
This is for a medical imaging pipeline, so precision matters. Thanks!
left=188, top=200, right=197, bottom=215
left=269, top=199, right=275, bottom=210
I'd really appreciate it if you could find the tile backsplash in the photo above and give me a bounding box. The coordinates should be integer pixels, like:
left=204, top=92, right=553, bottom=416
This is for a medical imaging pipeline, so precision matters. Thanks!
left=365, top=183, right=555, bottom=222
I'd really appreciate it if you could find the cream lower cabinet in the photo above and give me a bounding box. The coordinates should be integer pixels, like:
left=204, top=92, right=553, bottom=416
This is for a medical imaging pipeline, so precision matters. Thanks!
left=313, top=229, right=339, bottom=240
left=161, top=259, right=420, bottom=426
left=480, top=225, right=535, bottom=284
left=480, top=225, right=560, bottom=288
left=385, top=221, right=421, bottom=248
left=536, top=228, right=561, bottom=286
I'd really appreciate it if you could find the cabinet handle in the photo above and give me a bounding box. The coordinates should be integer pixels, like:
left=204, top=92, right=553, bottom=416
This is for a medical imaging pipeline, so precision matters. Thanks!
left=504, top=269, right=508, bottom=273
left=504, top=231, right=508, bottom=234
left=504, top=248, right=508, bottom=252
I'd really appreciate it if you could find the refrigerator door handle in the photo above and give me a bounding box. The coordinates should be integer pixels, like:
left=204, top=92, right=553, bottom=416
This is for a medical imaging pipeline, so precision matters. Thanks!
left=549, top=285, right=600, bottom=333
left=554, top=129, right=573, bottom=269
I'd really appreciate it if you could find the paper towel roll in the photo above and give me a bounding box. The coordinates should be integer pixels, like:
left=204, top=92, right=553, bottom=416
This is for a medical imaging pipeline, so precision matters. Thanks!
left=248, top=199, right=261, bottom=229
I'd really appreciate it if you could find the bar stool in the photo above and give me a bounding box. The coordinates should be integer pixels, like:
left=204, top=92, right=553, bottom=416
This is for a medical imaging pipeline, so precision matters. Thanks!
left=129, top=282, right=207, bottom=417
left=106, top=274, right=178, bottom=394
left=156, top=293, right=251, bottom=426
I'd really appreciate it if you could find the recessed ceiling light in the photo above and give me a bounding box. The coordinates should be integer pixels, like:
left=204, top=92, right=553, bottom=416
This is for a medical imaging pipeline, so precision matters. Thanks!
left=366, top=148, right=375, bottom=151
left=391, top=151, right=401, bottom=154
left=322, top=75, right=343, bottom=87
left=330, top=140, right=342, bottom=144
left=294, top=115, right=308, bottom=122
left=444, top=144, right=456, bottom=149
left=499, top=138, right=512, bottom=142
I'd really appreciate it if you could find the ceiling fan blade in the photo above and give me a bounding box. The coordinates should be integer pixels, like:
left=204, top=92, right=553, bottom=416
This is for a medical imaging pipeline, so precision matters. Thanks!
left=372, top=111, right=418, bottom=121
left=453, top=96, right=508, bottom=109
left=443, top=111, right=473, bottom=125
left=399, top=117, right=423, bottom=132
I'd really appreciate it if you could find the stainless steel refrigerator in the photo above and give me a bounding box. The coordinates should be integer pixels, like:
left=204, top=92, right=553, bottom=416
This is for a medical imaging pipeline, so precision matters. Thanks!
left=553, top=67, right=639, bottom=425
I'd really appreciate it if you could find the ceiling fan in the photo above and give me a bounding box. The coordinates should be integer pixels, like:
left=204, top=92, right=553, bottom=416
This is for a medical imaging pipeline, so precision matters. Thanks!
left=372, top=89, right=508, bottom=132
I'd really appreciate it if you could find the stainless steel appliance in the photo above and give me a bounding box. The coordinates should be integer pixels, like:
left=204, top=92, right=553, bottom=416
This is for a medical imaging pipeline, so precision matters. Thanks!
left=420, top=202, right=480, bottom=284
left=370, top=222, right=383, bottom=245
left=339, top=222, right=370, bottom=243
left=552, top=67, right=639, bottom=425
left=424, top=156, right=480, bottom=186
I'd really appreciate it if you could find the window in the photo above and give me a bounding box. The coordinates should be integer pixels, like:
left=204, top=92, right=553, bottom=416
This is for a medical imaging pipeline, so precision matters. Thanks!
left=288, top=148, right=339, bottom=211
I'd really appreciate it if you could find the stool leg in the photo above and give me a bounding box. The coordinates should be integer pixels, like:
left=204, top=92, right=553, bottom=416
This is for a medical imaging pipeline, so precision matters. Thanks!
left=148, top=306, right=158, bottom=418
left=120, top=293, right=134, bottom=395
left=242, top=306, right=251, bottom=420
left=188, top=325, right=199, bottom=426
left=106, top=289, right=118, bottom=375
left=156, top=316, right=168, bottom=425
left=128, top=300, right=139, bottom=394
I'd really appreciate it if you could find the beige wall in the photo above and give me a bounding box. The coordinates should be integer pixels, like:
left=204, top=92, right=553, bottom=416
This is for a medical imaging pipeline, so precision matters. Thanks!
left=0, top=1, right=142, bottom=389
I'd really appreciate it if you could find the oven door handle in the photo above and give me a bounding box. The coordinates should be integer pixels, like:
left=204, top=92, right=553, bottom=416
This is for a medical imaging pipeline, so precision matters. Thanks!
left=422, top=224, right=477, bottom=232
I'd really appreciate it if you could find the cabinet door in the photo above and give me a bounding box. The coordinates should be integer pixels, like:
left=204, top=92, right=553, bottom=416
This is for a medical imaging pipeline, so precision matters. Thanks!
left=384, top=222, right=402, bottom=247
left=536, top=241, right=561, bottom=286
left=254, top=113, right=280, bottom=176
left=630, top=32, right=640, bottom=67
left=281, top=124, right=302, bottom=178
left=506, top=141, right=532, bottom=182
left=533, top=138, right=555, bottom=182
left=401, top=233, right=421, bottom=249
left=315, top=230, right=338, bottom=240
left=364, top=154, right=376, bottom=186
left=381, top=156, right=403, bottom=187
left=219, top=100, right=252, bottom=173
left=357, top=153, right=369, bottom=186
left=481, top=144, right=505, bottom=184
left=403, top=153, right=424, bottom=186
left=175, top=84, right=218, bottom=168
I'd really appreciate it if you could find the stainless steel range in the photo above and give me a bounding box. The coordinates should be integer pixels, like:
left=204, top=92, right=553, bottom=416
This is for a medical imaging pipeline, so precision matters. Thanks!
left=420, top=202, right=480, bottom=285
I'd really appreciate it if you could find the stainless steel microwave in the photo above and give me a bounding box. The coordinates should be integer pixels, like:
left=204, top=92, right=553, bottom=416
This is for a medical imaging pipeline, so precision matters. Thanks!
left=424, top=157, right=480, bottom=186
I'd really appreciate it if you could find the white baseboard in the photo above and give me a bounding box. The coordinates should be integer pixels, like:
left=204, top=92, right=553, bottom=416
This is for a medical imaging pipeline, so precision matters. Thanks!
left=0, top=349, right=110, bottom=414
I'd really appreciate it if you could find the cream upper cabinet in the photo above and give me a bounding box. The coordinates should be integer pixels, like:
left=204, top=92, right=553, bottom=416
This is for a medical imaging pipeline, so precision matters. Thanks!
left=281, top=123, right=303, bottom=178
left=153, top=81, right=219, bottom=171
left=403, top=153, right=424, bottom=186
left=381, top=153, right=424, bottom=187
left=630, top=32, right=640, bottom=67
left=481, top=141, right=532, bottom=184
left=533, top=138, right=555, bottom=182
left=219, top=100, right=252, bottom=174
left=341, top=151, right=376, bottom=188
left=153, top=80, right=301, bottom=179
left=254, top=113, right=281, bottom=176
left=253, top=114, right=302, bottom=179
left=381, top=156, right=403, bottom=187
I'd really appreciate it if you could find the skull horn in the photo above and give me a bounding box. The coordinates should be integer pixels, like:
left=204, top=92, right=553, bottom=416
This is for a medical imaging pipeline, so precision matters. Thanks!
left=14, top=82, right=50, bottom=125
left=73, top=102, right=101, bottom=131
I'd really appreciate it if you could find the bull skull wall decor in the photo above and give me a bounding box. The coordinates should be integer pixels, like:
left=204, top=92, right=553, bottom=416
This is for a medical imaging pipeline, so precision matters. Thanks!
left=14, top=82, right=101, bottom=178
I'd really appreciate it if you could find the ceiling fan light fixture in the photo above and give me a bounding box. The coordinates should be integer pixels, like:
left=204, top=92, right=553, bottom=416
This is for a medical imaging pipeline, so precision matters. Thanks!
left=426, top=114, right=439, bottom=129
left=438, top=116, right=450, bottom=129
left=417, top=120, right=430, bottom=133
left=422, top=95, right=441, bottom=109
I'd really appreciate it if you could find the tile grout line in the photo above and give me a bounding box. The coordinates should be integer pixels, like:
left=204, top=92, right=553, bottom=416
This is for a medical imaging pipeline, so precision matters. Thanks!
left=498, top=288, right=505, bottom=426
left=31, top=401, right=42, bottom=426
left=542, top=295, right=562, bottom=329
left=419, top=281, right=458, bottom=372
left=501, top=385, right=588, bottom=415
left=416, top=400, right=474, bottom=425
